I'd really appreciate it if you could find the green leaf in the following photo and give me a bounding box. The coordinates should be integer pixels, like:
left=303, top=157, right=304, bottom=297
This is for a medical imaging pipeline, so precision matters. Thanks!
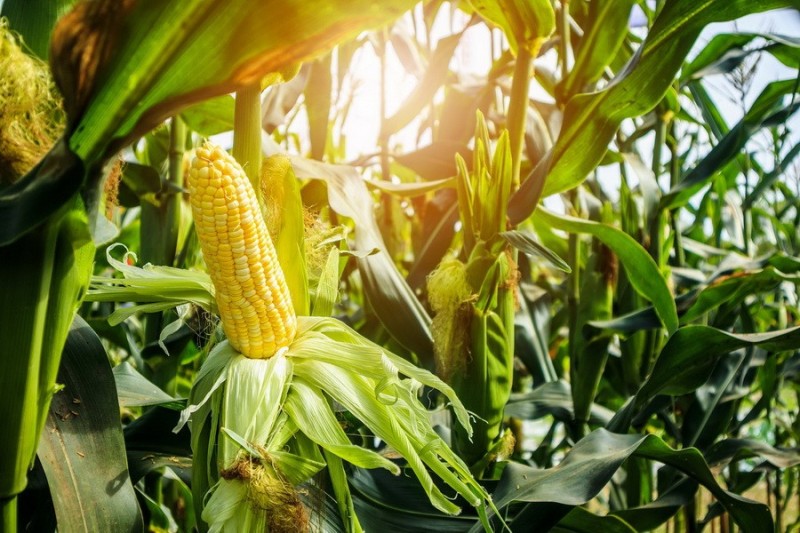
left=688, top=80, right=730, bottom=141
left=124, top=407, right=192, bottom=483
left=535, top=208, right=678, bottom=334
left=682, top=32, right=800, bottom=80
left=586, top=305, right=664, bottom=335
left=558, top=0, right=635, bottom=98
left=55, top=0, right=417, bottom=165
left=365, top=177, right=455, bottom=197
left=509, top=0, right=797, bottom=216
left=682, top=33, right=762, bottom=80
left=350, top=467, right=479, bottom=532
left=288, top=157, right=434, bottom=360
left=631, top=434, right=773, bottom=533
left=475, top=429, right=773, bottom=533
left=137, top=487, right=177, bottom=532
left=179, top=94, right=235, bottom=136
left=514, top=292, right=559, bottom=384
left=743, top=141, right=800, bottom=208
left=37, top=316, right=143, bottom=532
left=681, top=267, right=800, bottom=324
left=504, top=380, right=614, bottom=426
left=1, top=0, right=76, bottom=59
left=610, top=479, right=697, bottom=532
left=162, top=468, right=196, bottom=532
left=704, top=438, right=800, bottom=469
left=113, top=361, right=185, bottom=410
left=638, top=325, right=800, bottom=401
left=552, top=506, right=636, bottom=533
left=662, top=79, right=800, bottom=209
left=500, top=230, right=571, bottom=272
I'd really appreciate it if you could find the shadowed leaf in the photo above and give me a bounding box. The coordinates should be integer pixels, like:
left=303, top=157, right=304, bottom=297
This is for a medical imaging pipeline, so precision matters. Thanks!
left=471, top=429, right=773, bottom=533
left=37, top=316, right=143, bottom=532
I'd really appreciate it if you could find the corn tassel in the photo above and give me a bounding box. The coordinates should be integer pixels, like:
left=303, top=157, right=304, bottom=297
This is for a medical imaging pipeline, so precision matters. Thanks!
left=187, top=143, right=296, bottom=359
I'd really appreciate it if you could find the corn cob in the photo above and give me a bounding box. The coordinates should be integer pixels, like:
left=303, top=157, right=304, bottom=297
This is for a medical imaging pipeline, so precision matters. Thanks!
left=187, top=143, right=296, bottom=358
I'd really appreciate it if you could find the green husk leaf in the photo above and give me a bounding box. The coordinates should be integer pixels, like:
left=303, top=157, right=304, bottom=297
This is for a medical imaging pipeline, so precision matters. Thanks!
left=201, top=479, right=250, bottom=531
left=87, top=243, right=215, bottom=311
left=284, top=379, right=401, bottom=473
left=324, top=449, right=364, bottom=533
left=220, top=351, right=292, bottom=467
left=221, top=427, right=325, bottom=486
left=312, top=247, right=341, bottom=317
left=297, top=316, right=472, bottom=433
left=293, top=357, right=463, bottom=515
left=262, top=154, right=309, bottom=315
left=267, top=450, right=326, bottom=486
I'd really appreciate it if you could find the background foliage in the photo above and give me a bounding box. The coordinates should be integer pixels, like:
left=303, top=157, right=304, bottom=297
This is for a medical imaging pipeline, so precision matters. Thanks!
left=1, top=0, right=800, bottom=531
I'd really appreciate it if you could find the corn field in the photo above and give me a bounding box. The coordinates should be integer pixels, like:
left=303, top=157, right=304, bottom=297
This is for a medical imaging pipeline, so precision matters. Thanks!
left=1, top=1, right=800, bottom=532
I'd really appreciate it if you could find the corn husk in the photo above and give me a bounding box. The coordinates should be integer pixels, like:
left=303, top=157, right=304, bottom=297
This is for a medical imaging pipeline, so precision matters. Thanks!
left=176, top=315, right=496, bottom=530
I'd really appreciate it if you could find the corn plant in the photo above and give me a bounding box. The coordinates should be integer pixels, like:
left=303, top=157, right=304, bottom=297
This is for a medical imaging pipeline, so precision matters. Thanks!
left=2, top=0, right=800, bottom=532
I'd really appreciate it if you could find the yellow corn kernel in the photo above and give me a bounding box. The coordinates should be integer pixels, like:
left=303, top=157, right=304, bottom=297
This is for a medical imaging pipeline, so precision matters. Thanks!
left=187, top=143, right=297, bottom=358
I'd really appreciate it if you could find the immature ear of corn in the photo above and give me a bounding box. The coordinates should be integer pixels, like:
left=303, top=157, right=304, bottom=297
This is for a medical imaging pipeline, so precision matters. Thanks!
left=187, top=143, right=297, bottom=359
left=429, top=112, right=518, bottom=469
